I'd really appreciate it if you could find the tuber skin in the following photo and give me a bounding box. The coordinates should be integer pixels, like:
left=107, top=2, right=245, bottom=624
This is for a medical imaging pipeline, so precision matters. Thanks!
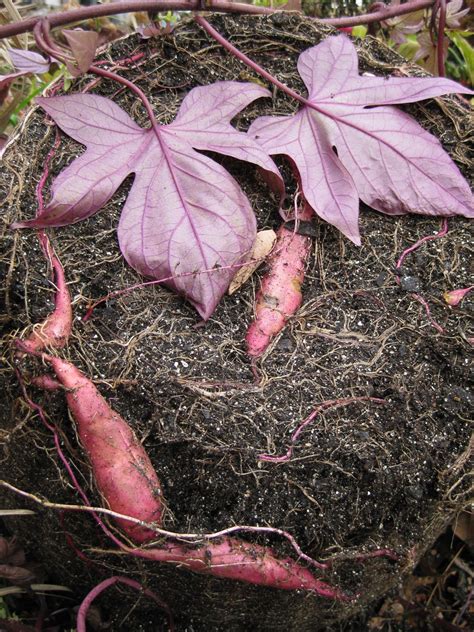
left=132, top=538, right=350, bottom=600
left=246, top=202, right=313, bottom=358
left=41, top=354, right=164, bottom=544
left=19, top=236, right=72, bottom=354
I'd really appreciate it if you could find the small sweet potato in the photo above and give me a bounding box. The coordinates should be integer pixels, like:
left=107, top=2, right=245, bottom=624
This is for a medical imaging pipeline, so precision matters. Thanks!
left=246, top=202, right=313, bottom=358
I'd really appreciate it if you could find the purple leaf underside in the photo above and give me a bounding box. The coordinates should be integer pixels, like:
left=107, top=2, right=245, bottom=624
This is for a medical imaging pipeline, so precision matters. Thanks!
left=249, top=34, right=473, bottom=243
left=7, top=48, right=51, bottom=74
left=63, top=29, right=100, bottom=74
left=1, top=50, right=51, bottom=105
left=13, top=83, right=283, bottom=319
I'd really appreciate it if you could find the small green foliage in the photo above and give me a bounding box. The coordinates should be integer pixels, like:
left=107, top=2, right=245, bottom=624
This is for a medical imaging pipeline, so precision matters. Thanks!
left=447, top=31, right=474, bottom=86
left=351, top=25, right=368, bottom=38
left=252, top=0, right=288, bottom=7
left=0, top=596, right=9, bottom=618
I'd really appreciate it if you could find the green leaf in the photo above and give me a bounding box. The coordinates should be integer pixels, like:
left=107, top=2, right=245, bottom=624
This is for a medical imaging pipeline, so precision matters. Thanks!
left=448, top=31, right=474, bottom=86
left=352, top=25, right=367, bottom=39
left=398, top=39, right=420, bottom=60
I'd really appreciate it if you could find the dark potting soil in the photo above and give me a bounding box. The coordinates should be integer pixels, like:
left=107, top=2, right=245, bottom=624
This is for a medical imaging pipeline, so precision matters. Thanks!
left=0, top=13, right=472, bottom=632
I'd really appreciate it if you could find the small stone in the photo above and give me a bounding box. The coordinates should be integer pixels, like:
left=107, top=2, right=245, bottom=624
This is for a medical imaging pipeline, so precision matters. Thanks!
left=400, top=276, right=422, bottom=292
left=277, top=337, right=293, bottom=352
left=407, top=485, right=423, bottom=500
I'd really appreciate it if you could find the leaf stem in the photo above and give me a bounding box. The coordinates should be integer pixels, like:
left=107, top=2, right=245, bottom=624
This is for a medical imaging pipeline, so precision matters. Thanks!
left=195, top=15, right=308, bottom=105
left=89, top=65, right=160, bottom=133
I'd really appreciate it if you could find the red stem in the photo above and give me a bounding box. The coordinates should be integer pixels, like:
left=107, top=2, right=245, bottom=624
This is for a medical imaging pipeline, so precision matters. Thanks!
left=33, top=20, right=73, bottom=65
left=437, top=0, right=447, bottom=77
left=0, top=0, right=436, bottom=40
left=411, top=293, right=444, bottom=333
left=36, top=132, right=61, bottom=214
left=83, top=257, right=282, bottom=321
left=89, top=65, right=160, bottom=133
left=195, top=15, right=307, bottom=106
left=395, top=219, right=448, bottom=334
left=77, top=576, right=174, bottom=632
left=259, top=397, right=386, bottom=463
left=396, top=219, right=449, bottom=271
left=324, top=0, right=435, bottom=26
left=0, top=2, right=269, bottom=39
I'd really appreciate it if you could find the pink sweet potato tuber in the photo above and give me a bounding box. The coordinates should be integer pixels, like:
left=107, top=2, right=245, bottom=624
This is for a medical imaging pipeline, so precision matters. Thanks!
left=133, top=538, right=349, bottom=600
left=43, top=354, right=164, bottom=544
left=19, top=238, right=72, bottom=354
left=246, top=202, right=313, bottom=358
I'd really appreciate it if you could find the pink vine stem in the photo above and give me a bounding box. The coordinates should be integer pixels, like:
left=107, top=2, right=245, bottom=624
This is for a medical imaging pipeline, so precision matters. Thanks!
left=195, top=15, right=308, bottom=106
left=395, top=219, right=449, bottom=270
left=396, top=219, right=448, bottom=334
left=259, top=397, right=386, bottom=463
left=428, top=1, right=448, bottom=81
left=83, top=256, right=274, bottom=321
left=76, top=576, right=174, bottom=632
left=36, top=131, right=61, bottom=213
left=0, top=0, right=437, bottom=39
left=412, top=295, right=444, bottom=333
left=436, top=0, right=447, bottom=77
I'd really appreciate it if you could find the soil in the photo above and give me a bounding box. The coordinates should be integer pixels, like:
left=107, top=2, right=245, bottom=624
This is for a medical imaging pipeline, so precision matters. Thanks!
left=0, top=12, right=473, bottom=632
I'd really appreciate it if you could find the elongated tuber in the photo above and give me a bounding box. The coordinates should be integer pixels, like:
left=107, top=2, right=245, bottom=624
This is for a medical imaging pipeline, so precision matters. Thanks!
left=41, top=354, right=163, bottom=544
left=133, top=538, right=349, bottom=600
left=246, top=201, right=313, bottom=358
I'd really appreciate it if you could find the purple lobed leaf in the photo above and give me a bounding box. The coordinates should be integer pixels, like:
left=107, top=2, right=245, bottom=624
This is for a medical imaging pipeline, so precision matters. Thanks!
left=325, top=104, right=473, bottom=219
left=249, top=34, right=473, bottom=242
left=13, top=85, right=283, bottom=319
left=1, top=50, right=52, bottom=105
left=171, top=82, right=285, bottom=180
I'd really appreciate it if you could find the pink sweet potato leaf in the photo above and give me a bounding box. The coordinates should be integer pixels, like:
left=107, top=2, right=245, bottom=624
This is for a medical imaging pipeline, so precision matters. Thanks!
left=12, top=84, right=283, bottom=319
left=249, top=35, right=473, bottom=244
